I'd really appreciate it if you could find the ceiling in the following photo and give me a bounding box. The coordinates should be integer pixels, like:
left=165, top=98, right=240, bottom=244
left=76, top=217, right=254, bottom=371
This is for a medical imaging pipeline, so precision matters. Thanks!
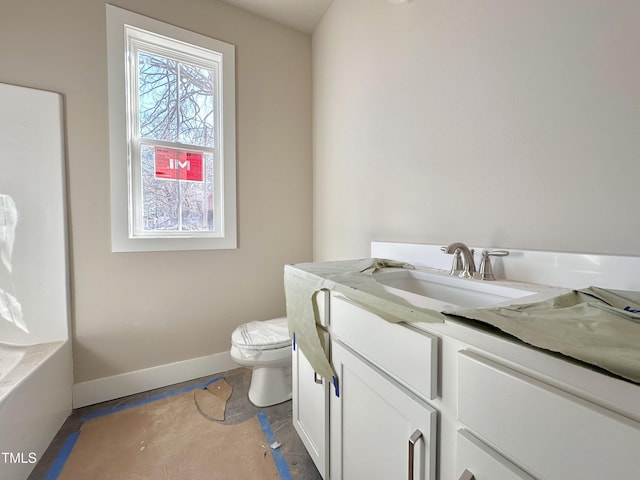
left=218, top=0, right=334, bottom=34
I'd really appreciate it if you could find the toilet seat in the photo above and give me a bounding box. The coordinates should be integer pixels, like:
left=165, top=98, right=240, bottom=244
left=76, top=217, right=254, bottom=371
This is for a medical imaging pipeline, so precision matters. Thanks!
left=231, top=317, right=291, bottom=352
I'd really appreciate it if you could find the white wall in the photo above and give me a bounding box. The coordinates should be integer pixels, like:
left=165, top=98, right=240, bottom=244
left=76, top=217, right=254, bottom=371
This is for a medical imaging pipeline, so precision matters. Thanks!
left=0, top=0, right=313, bottom=386
left=313, top=0, right=640, bottom=260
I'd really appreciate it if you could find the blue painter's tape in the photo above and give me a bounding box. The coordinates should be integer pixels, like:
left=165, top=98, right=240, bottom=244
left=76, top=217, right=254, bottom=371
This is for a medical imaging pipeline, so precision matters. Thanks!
left=292, top=332, right=296, bottom=351
left=80, top=376, right=223, bottom=422
left=257, top=412, right=293, bottom=480
left=333, top=376, right=340, bottom=397
left=45, top=431, right=80, bottom=480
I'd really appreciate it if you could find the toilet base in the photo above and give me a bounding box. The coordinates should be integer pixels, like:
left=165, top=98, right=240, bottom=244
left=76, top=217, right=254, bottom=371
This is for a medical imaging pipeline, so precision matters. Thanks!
left=248, top=363, right=292, bottom=407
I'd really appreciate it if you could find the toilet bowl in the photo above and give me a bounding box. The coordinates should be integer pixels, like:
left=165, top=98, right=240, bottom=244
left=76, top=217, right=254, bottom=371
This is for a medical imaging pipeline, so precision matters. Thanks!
left=230, top=317, right=292, bottom=407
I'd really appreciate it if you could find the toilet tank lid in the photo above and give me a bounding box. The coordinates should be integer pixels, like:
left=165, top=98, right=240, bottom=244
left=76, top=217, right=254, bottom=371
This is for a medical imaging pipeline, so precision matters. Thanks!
left=231, top=317, right=291, bottom=350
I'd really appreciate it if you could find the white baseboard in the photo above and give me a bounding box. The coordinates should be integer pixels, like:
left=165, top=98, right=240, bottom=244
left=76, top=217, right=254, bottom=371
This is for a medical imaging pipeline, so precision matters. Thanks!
left=72, top=351, right=238, bottom=408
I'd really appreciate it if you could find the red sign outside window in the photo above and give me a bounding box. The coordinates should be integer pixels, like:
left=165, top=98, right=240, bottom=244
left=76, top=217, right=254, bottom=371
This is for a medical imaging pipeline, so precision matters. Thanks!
left=154, top=147, right=203, bottom=182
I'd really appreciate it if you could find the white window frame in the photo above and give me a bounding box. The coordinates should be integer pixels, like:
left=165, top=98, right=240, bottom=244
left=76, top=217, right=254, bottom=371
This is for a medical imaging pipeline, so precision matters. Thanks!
left=106, top=5, right=236, bottom=252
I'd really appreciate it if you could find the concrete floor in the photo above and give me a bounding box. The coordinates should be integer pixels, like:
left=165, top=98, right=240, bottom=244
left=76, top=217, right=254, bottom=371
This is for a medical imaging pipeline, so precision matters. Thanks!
left=28, top=367, right=322, bottom=480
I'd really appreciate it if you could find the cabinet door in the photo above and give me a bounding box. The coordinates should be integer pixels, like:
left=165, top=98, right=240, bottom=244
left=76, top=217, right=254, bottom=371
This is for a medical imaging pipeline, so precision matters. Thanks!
left=330, top=341, right=437, bottom=480
left=292, top=338, right=329, bottom=478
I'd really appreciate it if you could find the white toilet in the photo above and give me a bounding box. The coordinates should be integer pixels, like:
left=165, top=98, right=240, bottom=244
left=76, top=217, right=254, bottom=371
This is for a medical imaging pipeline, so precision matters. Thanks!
left=230, top=317, right=292, bottom=407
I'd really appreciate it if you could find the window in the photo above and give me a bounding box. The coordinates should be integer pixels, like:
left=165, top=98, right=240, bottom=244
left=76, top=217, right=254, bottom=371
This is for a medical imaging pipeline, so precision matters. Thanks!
left=107, top=5, right=236, bottom=252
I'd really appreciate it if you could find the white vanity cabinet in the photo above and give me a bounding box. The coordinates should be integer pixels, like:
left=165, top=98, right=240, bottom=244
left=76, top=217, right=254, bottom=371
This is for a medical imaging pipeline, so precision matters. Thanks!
left=289, top=267, right=640, bottom=480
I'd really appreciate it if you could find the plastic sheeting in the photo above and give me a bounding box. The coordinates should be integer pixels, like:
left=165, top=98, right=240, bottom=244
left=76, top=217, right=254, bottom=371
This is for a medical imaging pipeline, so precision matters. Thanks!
left=232, top=318, right=291, bottom=351
left=446, top=286, right=640, bottom=383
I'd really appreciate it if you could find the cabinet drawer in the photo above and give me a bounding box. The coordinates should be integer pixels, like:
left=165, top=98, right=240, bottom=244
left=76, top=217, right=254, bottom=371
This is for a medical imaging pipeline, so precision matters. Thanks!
left=331, top=295, right=438, bottom=400
left=456, top=429, right=535, bottom=480
left=458, top=351, right=640, bottom=480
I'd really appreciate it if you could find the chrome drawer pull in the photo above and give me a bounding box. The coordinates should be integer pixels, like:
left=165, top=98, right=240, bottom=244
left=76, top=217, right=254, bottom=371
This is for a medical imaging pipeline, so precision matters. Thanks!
left=459, top=469, right=475, bottom=480
left=408, top=429, right=423, bottom=480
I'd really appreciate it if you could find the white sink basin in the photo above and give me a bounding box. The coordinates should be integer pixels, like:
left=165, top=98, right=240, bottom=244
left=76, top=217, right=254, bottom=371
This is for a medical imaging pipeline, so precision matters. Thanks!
left=373, top=268, right=540, bottom=310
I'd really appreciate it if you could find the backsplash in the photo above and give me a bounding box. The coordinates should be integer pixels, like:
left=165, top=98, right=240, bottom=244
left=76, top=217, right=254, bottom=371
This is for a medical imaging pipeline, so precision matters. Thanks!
left=371, top=242, right=640, bottom=291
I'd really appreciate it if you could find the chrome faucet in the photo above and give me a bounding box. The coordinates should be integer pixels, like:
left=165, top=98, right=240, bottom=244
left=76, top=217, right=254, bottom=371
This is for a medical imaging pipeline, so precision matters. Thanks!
left=443, top=242, right=476, bottom=278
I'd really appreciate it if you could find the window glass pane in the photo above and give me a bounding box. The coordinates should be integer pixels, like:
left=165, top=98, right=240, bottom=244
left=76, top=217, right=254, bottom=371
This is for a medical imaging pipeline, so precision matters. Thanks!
left=178, top=63, right=215, bottom=147
left=204, top=153, right=215, bottom=231
left=180, top=179, right=208, bottom=231
left=140, top=146, right=215, bottom=233
left=138, top=52, right=178, bottom=142
left=141, top=145, right=178, bottom=230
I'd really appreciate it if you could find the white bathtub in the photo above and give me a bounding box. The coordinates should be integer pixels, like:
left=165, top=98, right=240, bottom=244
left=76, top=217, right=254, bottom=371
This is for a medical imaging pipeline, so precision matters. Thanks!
left=0, top=83, right=72, bottom=479
left=0, top=341, right=72, bottom=480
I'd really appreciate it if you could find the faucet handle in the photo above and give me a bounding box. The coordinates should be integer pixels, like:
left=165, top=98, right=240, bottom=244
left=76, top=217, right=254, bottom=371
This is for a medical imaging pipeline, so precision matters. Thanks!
left=479, top=250, right=509, bottom=281
left=441, top=246, right=464, bottom=276
left=450, top=248, right=464, bottom=276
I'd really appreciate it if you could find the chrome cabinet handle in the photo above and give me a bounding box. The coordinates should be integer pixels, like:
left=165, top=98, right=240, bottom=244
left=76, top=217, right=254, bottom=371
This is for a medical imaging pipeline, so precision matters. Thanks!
left=408, top=429, right=423, bottom=480
left=458, top=469, right=475, bottom=480
left=314, top=372, right=323, bottom=384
